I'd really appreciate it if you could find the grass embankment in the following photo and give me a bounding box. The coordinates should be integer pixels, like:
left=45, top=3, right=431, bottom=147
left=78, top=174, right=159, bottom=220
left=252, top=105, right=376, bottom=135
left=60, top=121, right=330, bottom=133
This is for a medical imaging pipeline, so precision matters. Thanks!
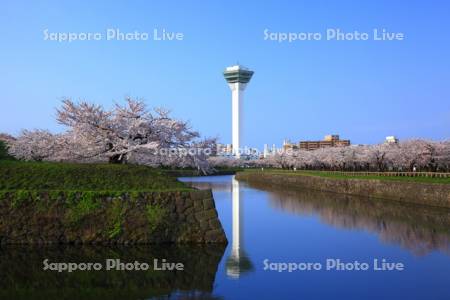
left=0, top=160, right=191, bottom=192
left=242, top=169, right=450, bottom=184
left=0, top=161, right=193, bottom=238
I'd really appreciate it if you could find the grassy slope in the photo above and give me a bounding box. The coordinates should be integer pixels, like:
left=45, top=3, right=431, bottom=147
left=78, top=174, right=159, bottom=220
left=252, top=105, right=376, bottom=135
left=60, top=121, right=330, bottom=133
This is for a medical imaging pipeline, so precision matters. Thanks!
left=0, top=160, right=191, bottom=191
left=242, top=169, right=450, bottom=184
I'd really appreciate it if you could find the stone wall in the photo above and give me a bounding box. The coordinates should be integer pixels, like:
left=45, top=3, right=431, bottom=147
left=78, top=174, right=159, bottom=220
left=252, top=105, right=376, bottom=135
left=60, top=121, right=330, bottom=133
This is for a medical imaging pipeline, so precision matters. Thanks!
left=0, top=190, right=227, bottom=244
left=236, top=172, right=450, bottom=208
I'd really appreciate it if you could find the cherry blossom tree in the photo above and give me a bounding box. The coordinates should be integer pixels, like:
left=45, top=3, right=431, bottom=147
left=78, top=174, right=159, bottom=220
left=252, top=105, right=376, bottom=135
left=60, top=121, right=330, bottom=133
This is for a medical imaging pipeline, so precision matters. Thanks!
left=0, top=133, right=16, bottom=160
left=235, top=139, right=450, bottom=172
left=129, top=137, right=216, bottom=174
left=6, top=98, right=450, bottom=173
left=0, top=133, right=15, bottom=143
left=208, top=156, right=244, bottom=168
left=55, top=98, right=200, bottom=164
left=435, top=141, right=450, bottom=171
left=8, top=98, right=216, bottom=172
left=8, top=130, right=64, bottom=161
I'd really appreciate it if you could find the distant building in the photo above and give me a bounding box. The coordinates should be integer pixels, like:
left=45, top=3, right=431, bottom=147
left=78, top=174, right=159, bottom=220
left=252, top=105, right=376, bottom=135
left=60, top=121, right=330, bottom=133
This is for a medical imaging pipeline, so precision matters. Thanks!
left=282, top=139, right=298, bottom=151
left=299, top=134, right=350, bottom=151
left=262, top=143, right=283, bottom=158
left=324, top=134, right=339, bottom=142
left=216, top=143, right=233, bottom=156
left=385, top=136, right=399, bottom=144
left=244, top=147, right=261, bottom=160
left=263, top=144, right=270, bottom=158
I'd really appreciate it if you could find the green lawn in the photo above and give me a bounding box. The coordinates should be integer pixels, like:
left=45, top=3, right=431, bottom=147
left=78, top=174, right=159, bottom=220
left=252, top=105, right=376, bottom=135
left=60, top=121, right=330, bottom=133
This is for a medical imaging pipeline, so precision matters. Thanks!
left=0, top=160, right=191, bottom=191
left=242, top=169, right=450, bottom=184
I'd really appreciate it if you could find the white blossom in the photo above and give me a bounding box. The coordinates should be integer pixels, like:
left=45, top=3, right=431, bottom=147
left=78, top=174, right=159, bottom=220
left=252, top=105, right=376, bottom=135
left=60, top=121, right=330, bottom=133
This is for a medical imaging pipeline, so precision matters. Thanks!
left=8, top=98, right=215, bottom=173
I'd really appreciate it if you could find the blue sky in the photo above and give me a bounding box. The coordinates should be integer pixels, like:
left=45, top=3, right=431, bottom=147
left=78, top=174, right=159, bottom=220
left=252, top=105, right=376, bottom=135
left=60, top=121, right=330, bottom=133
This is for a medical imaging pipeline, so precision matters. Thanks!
left=1, top=0, right=449, bottom=148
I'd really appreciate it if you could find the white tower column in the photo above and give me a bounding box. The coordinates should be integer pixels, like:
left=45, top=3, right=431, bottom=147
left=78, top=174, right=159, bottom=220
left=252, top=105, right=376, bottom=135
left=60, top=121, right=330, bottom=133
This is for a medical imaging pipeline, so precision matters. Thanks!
left=229, top=82, right=247, bottom=158
left=224, top=65, right=254, bottom=159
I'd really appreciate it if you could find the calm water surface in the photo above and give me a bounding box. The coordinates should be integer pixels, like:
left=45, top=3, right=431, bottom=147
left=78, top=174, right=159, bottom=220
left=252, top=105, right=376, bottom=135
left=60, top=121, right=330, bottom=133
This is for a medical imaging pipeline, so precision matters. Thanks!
left=180, top=175, right=450, bottom=300
left=1, top=175, right=449, bottom=299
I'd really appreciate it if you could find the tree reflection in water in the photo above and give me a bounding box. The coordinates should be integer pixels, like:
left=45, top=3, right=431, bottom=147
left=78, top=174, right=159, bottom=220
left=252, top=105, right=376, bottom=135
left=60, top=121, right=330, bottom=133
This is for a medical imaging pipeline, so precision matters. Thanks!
left=246, top=180, right=450, bottom=256
left=0, top=244, right=226, bottom=300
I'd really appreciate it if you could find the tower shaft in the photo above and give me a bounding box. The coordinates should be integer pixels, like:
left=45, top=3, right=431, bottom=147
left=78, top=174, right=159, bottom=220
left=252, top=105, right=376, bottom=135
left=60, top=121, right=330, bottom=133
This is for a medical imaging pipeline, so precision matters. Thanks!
left=230, top=82, right=246, bottom=158
left=223, top=65, right=254, bottom=158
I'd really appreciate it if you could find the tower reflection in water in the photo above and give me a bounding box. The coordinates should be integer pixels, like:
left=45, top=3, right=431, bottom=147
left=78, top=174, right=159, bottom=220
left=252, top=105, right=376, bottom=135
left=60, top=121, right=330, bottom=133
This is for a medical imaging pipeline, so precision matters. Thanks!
left=226, top=177, right=254, bottom=279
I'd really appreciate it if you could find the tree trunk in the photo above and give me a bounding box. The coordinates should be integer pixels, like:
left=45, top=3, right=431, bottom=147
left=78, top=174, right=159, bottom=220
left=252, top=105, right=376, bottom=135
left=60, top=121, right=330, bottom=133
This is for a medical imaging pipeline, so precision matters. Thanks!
left=109, top=154, right=125, bottom=164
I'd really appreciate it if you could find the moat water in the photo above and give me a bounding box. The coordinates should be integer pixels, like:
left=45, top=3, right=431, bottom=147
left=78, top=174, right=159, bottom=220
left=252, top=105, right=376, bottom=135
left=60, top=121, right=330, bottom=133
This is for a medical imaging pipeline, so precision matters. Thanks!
left=1, top=175, right=449, bottom=299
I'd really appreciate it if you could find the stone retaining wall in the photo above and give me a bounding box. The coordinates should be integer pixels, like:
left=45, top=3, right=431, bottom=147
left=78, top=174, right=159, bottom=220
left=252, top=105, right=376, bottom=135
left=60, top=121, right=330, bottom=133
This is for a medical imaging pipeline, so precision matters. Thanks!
left=0, top=190, right=227, bottom=244
left=236, top=172, right=450, bottom=208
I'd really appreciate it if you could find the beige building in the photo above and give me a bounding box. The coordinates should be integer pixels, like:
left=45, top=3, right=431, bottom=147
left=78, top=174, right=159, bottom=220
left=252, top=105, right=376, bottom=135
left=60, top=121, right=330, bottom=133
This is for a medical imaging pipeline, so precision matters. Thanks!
left=282, top=139, right=298, bottom=151
left=299, top=134, right=350, bottom=151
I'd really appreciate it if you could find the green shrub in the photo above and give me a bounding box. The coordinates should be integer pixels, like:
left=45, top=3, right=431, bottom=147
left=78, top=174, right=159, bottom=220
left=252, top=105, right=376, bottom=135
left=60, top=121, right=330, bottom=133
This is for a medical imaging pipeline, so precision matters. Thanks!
left=0, top=141, right=14, bottom=160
